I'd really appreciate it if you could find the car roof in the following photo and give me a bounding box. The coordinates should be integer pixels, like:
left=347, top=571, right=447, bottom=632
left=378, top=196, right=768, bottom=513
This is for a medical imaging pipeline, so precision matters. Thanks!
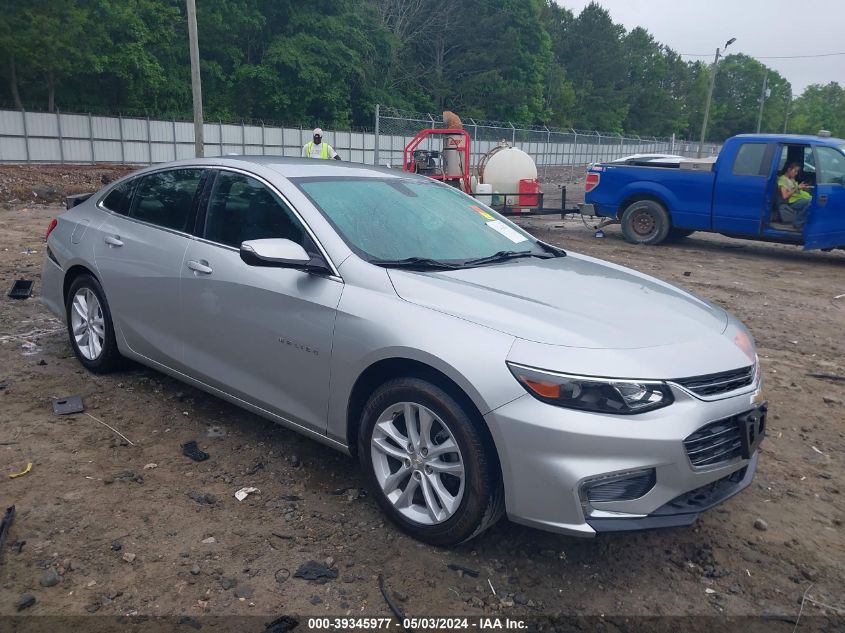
left=128, top=156, right=409, bottom=180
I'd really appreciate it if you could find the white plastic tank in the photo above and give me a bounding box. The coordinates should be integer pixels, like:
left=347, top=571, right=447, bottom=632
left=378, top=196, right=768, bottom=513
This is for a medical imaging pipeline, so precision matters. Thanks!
left=475, top=183, right=493, bottom=206
left=477, top=143, right=538, bottom=206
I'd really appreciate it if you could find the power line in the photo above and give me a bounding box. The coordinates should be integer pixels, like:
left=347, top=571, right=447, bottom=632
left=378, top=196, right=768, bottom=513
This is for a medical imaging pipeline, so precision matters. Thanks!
left=680, top=51, right=845, bottom=59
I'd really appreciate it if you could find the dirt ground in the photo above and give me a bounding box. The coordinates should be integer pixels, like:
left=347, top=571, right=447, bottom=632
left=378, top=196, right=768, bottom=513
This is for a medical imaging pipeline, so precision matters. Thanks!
left=0, top=165, right=844, bottom=631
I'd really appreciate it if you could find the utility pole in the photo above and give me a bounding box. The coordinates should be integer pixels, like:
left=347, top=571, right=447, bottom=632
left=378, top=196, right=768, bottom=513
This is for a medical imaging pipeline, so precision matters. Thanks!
left=187, top=0, right=204, bottom=157
left=755, top=69, right=769, bottom=133
left=783, top=90, right=792, bottom=133
left=698, top=37, right=735, bottom=158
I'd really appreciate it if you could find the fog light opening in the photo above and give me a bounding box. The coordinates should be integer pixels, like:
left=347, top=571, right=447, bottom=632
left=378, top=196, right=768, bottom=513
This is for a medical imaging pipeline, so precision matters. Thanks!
left=580, top=468, right=657, bottom=511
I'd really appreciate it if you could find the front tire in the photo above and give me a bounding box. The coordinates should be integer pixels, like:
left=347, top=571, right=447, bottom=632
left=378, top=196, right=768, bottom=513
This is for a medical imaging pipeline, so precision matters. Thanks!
left=65, top=274, right=122, bottom=373
left=621, top=200, right=671, bottom=245
left=358, top=377, right=503, bottom=546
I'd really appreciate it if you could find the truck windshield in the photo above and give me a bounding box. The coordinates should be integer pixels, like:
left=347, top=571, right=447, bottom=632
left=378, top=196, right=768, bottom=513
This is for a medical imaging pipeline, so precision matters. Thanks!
left=295, top=177, right=551, bottom=265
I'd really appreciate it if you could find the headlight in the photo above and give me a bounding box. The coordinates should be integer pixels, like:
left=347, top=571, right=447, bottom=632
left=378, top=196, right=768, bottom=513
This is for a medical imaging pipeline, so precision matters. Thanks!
left=507, top=363, right=674, bottom=415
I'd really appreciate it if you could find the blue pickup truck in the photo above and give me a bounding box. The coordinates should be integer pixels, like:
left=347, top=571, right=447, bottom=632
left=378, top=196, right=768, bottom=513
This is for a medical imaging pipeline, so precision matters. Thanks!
left=582, top=133, right=845, bottom=251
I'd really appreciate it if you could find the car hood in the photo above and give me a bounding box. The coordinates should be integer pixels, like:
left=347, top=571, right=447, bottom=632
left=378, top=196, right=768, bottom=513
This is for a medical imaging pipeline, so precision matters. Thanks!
left=387, top=253, right=728, bottom=349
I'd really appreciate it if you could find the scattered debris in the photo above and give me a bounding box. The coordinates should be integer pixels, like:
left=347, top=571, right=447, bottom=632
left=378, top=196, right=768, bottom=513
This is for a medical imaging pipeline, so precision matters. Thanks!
left=8, top=462, right=32, bottom=479
left=177, top=616, right=202, bottom=630
left=0, top=506, right=15, bottom=563
left=274, top=568, right=291, bottom=584
left=704, top=588, right=716, bottom=595
left=811, top=446, right=827, bottom=456
left=805, top=374, right=845, bottom=382
left=52, top=395, right=84, bottom=415
left=182, top=440, right=209, bottom=462
left=487, top=578, right=497, bottom=596
left=822, top=395, right=843, bottom=405
left=263, top=615, right=299, bottom=633
left=683, top=271, right=691, bottom=277
left=201, top=536, right=216, bottom=544
left=235, top=487, right=260, bottom=501
left=104, top=471, right=144, bottom=485
left=122, top=552, right=136, bottom=563
left=221, top=577, right=238, bottom=590
left=143, top=463, right=157, bottom=470
left=0, top=378, right=10, bottom=390
left=7, top=279, right=33, bottom=300
left=111, top=540, right=122, bottom=551
left=447, top=563, right=480, bottom=578
left=754, top=518, right=769, bottom=531
left=15, top=593, right=36, bottom=611
left=378, top=574, right=409, bottom=628
left=187, top=491, right=217, bottom=505
left=294, top=560, right=338, bottom=582
left=85, top=412, right=135, bottom=446
left=39, top=569, right=61, bottom=587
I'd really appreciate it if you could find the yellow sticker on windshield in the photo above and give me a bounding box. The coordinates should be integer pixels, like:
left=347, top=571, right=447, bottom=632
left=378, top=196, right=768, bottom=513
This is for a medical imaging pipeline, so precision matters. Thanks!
left=470, top=205, right=495, bottom=220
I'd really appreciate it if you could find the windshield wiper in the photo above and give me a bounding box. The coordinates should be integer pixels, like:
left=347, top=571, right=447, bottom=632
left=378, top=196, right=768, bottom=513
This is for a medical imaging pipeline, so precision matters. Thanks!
left=462, top=250, right=555, bottom=266
left=374, top=256, right=463, bottom=270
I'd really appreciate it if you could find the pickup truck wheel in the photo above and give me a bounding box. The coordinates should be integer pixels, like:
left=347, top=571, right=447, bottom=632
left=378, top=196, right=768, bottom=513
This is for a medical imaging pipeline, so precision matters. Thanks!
left=621, top=200, right=671, bottom=245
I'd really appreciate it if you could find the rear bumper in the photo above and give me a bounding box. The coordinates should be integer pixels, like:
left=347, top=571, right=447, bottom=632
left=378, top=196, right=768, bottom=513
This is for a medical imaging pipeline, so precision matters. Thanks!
left=41, top=253, right=65, bottom=322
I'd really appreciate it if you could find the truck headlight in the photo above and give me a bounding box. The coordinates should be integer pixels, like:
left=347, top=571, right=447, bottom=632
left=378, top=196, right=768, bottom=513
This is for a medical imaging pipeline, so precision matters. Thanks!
left=507, top=363, right=674, bottom=414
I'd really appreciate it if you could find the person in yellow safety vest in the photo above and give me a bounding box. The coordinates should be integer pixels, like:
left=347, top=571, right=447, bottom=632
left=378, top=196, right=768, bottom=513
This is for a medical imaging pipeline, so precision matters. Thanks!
left=302, top=128, right=341, bottom=160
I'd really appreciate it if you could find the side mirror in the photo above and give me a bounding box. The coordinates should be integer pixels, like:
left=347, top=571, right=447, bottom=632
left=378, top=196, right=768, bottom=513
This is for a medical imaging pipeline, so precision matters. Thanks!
left=240, top=238, right=331, bottom=274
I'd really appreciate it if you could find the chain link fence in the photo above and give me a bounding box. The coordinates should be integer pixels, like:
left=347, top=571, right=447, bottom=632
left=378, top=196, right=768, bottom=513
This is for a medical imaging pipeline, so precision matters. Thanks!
left=375, top=106, right=720, bottom=181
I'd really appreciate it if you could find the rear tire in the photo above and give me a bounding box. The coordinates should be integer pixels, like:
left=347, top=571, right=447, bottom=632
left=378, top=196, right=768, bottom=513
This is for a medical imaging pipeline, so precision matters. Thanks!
left=358, top=377, right=503, bottom=546
left=65, top=274, right=122, bottom=373
left=621, top=200, right=671, bottom=245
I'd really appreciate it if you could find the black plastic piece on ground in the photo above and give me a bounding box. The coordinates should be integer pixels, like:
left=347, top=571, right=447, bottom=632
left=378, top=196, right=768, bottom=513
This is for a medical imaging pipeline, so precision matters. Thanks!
left=0, top=506, right=16, bottom=564
left=7, top=280, right=33, bottom=300
left=293, top=560, right=338, bottom=581
left=181, top=440, right=209, bottom=462
left=264, top=615, right=299, bottom=633
left=52, top=395, right=84, bottom=415
left=446, top=563, right=480, bottom=578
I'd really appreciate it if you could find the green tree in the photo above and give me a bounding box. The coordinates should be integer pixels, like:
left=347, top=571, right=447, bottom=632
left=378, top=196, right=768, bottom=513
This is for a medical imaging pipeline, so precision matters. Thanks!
left=554, top=2, right=627, bottom=131
left=789, top=82, right=845, bottom=137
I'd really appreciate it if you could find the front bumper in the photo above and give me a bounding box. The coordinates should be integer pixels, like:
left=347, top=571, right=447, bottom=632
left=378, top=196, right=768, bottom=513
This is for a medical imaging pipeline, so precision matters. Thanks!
left=484, top=383, right=764, bottom=536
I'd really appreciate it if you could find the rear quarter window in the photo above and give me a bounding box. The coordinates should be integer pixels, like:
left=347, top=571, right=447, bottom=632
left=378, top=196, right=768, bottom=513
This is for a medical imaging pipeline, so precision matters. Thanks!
left=101, top=180, right=134, bottom=215
left=732, top=143, right=768, bottom=176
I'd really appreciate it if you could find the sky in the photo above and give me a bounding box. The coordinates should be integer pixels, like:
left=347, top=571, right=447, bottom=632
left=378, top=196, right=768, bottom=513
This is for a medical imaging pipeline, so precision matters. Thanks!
left=556, top=0, right=845, bottom=95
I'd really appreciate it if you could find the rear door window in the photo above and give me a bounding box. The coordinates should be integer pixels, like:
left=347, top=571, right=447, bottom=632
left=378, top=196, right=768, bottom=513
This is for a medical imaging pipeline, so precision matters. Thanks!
left=130, top=169, right=204, bottom=232
left=203, top=171, right=308, bottom=249
left=732, top=143, right=767, bottom=176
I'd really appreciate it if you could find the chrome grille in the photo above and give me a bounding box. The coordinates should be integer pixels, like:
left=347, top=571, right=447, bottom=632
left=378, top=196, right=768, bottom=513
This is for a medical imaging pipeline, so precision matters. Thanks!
left=673, top=365, right=754, bottom=397
left=684, top=418, right=744, bottom=468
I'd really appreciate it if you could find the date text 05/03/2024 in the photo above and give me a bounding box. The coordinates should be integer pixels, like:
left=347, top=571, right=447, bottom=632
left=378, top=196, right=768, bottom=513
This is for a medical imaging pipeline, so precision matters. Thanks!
left=306, top=617, right=528, bottom=630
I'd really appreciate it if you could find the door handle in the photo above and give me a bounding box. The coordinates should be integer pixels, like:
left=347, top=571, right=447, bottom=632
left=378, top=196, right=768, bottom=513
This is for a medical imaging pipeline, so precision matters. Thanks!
left=104, top=235, right=123, bottom=247
left=187, top=259, right=213, bottom=274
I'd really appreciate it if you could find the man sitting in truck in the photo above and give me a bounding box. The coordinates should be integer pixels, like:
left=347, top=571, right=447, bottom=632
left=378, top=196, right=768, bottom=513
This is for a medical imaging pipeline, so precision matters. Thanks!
left=777, top=162, right=812, bottom=228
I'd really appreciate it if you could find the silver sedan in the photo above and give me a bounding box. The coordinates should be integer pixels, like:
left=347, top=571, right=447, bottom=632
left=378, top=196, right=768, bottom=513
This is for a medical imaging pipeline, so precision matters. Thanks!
left=42, top=157, right=766, bottom=545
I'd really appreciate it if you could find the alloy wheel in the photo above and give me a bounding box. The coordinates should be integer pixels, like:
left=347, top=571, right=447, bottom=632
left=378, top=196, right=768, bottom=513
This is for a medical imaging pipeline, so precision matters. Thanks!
left=370, top=401, right=465, bottom=525
left=70, top=288, right=106, bottom=360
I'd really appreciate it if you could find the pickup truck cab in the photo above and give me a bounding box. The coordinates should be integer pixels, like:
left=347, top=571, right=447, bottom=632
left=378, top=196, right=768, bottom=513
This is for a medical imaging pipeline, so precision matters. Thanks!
left=582, top=133, right=845, bottom=251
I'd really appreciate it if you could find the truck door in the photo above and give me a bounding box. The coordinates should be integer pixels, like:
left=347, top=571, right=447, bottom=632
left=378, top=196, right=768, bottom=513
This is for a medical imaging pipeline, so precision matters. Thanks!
left=712, top=141, right=774, bottom=235
left=803, top=145, right=845, bottom=250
